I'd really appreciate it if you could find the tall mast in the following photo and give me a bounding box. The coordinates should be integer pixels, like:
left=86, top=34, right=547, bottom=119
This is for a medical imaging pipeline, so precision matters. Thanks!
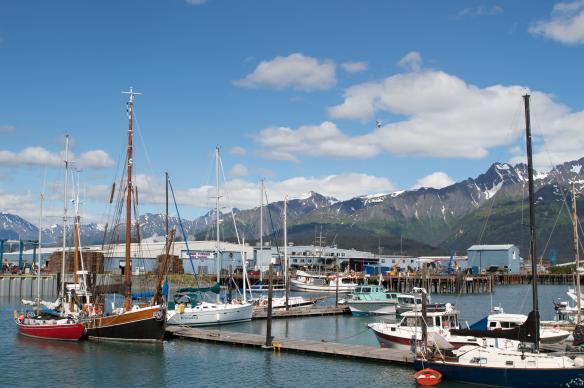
left=573, top=183, right=581, bottom=324
left=523, top=94, right=540, bottom=350
left=284, top=196, right=289, bottom=310
left=165, top=171, right=169, bottom=246
left=73, top=174, right=80, bottom=286
left=37, top=193, right=43, bottom=312
left=123, top=87, right=140, bottom=311
left=60, top=135, right=69, bottom=306
left=260, top=179, right=264, bottom=282
left=215, top=146, right=221, bottom=301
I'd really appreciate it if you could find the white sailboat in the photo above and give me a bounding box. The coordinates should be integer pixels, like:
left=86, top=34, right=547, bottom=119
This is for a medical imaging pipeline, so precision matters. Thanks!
left=166, top=147, right=253, bottom=326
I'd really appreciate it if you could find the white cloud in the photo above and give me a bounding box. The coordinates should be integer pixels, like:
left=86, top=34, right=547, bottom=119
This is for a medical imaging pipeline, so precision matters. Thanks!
left=185, top=0, right=207, bottom=5
left=234, top=53, right=336, bottom=91
left=114, top=172, right=393, bottom=212
left=325, top=59, right=579, bottom=160
left=255, top=121, right=380, bottom=162
left=453, top=5, right=503, bottom=19
left=397, top=51, right=422, bottom=72
left=341, top=61, right=368, bottom=73
left=413, top=172, right=455, bottom=189
left=77, top=150, right=115, bottom=168
left=529, top=0, right=584, bottom=44
left=0, top=190, right=38, bottom=224
left=228, top=146, right=247, bottom=156
left=0, top=147, right=62, bottom=167
left=0, top=125, right=15, bottom=133
left=0, top=147, right=114, bottom=169
left=229, top=163, right=248, bottom=178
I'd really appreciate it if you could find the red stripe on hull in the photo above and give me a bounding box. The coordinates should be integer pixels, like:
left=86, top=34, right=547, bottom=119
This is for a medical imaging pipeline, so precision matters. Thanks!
left=16, top=322, right=85, bottom=341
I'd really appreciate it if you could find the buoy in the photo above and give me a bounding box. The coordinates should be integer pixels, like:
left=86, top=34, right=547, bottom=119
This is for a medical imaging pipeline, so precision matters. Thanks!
left=415, top=368, right=442, bottom=386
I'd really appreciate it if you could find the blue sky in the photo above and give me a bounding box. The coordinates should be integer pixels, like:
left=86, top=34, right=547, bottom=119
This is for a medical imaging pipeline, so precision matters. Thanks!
left=1, top=0, right=584, bottom=224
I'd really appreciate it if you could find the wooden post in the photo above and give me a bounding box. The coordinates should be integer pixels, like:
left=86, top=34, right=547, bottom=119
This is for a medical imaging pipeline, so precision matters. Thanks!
left=264, top=263, right=274, bottom=348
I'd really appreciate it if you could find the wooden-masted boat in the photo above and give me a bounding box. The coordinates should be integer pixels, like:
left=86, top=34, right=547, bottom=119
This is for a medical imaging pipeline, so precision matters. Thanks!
left=86, top=88, right=166, bottom=341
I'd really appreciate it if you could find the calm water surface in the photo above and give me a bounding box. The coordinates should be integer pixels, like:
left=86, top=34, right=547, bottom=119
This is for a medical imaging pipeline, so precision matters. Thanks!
left=0, top=285, right=572, bottom=387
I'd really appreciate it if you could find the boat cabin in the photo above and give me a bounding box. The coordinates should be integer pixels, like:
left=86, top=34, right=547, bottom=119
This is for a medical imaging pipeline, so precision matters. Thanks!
left=399, top=305, right=459, bottom=329
left=487, top=313, right=525, bottom=330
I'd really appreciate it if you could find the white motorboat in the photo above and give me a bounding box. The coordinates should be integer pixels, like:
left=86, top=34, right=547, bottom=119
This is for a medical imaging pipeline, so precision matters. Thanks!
left=290, top=270, right=357, bottom=293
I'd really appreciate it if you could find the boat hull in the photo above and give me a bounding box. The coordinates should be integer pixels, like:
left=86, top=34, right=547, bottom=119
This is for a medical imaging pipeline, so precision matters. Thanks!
left=348, top=301, right=396, bottom=316
left=166, top=303, right=253, bottom=326
left=16, top=320, right=85, bottom=341
left=290, top=280, right=356, bottom=293
left=414, top=359, right=584, bottom=387
left=86, top=305, right=165, bottom=342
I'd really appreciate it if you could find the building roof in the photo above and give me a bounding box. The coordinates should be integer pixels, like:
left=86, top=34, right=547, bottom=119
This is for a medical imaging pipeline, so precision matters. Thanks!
left=467, top=244, right=516, bottom=251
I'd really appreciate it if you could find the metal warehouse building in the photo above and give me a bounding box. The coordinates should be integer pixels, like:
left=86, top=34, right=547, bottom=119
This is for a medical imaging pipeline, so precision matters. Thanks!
left=467, top=244, right=521, bottom=274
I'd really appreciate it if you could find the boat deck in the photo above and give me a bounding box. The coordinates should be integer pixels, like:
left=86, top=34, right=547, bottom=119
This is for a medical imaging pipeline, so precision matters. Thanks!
left=166, top=326, right=413, bottom=365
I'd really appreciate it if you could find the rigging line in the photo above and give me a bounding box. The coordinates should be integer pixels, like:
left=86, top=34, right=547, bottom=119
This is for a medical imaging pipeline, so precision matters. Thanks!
left=168, top=177, right=200, bottom=287
left=265, top=191, right=281, bottom=257
left=477, top=193, right=498, bottom=245
left=539, top=202, right=565, bottom=262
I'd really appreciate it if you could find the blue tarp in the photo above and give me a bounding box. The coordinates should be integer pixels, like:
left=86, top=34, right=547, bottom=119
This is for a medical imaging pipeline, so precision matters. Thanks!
left=469, top=316, right=488, bottom=330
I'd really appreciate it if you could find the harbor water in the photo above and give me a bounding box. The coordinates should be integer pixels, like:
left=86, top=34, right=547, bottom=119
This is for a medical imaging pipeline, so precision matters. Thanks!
left=0, top=285, right=573, bottom=387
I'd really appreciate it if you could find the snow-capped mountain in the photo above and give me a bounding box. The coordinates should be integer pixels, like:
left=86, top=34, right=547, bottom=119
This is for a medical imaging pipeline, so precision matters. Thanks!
left=2, top=157, right=584, bottom=259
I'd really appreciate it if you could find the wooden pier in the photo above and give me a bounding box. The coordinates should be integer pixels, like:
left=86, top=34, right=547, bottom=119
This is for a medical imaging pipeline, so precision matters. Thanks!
left=252, top=305, right=349, bottom=319
left=166, top=326, right=413, bottom=365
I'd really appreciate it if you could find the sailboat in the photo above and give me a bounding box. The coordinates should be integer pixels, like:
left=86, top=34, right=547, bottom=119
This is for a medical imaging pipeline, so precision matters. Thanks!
left=85, top=88, right=166, bottom=341
left=166, top=147, right=253, bottom=326
left=414, top=94, right=584, bottom=386
left=15, top=137, right=86, bottom=341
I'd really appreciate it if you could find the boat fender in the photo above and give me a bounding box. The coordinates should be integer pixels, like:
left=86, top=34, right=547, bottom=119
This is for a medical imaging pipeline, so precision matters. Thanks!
left=13, top=310, right=17, bottom=320
left=178, top=304, right=185, bottom=314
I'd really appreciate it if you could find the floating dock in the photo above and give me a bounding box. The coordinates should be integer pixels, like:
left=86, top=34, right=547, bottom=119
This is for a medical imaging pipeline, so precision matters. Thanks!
left=252, top=305, right=349, bottom=319
left=166, top=326, right=413, bottom=365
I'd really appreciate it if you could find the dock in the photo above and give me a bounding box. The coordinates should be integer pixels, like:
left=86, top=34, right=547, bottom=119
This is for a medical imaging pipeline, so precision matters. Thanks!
left=166, top=326, right=413, bottom=365
left=252, top=305, right=349, bottom=319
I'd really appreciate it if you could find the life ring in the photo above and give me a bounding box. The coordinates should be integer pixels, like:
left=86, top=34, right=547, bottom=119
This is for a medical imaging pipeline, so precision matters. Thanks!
left=415, top=368, right=442, bottom=386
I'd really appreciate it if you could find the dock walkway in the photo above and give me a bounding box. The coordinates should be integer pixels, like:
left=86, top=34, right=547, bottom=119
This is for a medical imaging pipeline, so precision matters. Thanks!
left=252, top=305, right=349, bottom=319
left=166, top=326, right=413, bottom=365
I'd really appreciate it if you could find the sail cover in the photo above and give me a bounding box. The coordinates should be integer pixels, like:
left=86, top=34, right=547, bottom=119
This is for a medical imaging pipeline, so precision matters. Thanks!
left=177, top=283, right=221, bottom=294
left=450, top=310, right=538, bottom=343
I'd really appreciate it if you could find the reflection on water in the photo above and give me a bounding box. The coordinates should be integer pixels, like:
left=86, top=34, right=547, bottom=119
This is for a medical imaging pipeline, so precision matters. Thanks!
left=0, top=285, right=575, bottom=387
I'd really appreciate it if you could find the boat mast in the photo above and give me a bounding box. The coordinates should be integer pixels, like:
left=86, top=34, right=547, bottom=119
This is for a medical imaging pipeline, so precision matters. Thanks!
left=260, top=179, right=264, bottom=282
left=166, top=171, right=169, bottom=246
left=215, top=146, right=221, bottom=302
left=60, top=135, right=69, bottom=307
left=36, top=193, right=43, bottom=313
left=573, top=183, right=581, bottom=324
left=123, top=87, right=140, bottom=311
left=523, top=94, right=540, bottom=350
left=284, top=196, right=289, bottom=310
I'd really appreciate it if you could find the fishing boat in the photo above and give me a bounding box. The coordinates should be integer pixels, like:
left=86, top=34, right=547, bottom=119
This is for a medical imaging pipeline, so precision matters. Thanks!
left=414, top=94, right=584, bottom=386
left=395, top=289, right=428, bottom=315
left=85, top=88, right=165, bottom=341
left=290, top=270, right=357, bottom=293
left=347, top=284, right=398, bottom=316
left=15, top=138, right=86, bottom=341
left=166, top=147, right=253, bottom=326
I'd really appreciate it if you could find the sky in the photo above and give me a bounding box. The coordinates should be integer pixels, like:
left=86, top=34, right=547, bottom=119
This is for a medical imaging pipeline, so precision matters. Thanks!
left=1, top=0, right=584, bottom=225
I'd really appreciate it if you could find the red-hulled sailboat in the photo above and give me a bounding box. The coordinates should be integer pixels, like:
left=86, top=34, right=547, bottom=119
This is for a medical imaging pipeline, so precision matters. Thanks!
left=15, top=136, right=86, bottom=341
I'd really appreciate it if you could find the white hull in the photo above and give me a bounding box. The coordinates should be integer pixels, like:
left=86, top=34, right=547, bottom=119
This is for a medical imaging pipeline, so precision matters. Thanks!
left=166, top=302, right=253, bottom=326
left=290, top=280, right=356, bottom=293
left=348, top=301, right=396, bottom=315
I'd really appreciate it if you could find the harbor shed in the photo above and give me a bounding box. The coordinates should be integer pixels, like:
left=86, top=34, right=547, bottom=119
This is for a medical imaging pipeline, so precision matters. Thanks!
left=467, top=244, right=520, bottom=274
